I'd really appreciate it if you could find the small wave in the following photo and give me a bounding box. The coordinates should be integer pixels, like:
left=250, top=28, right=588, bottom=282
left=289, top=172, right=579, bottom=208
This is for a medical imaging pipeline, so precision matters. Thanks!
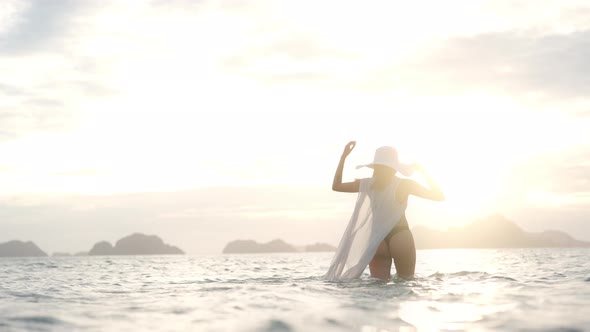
left=200, top=286, right=234, bottom=292
left=96, top=289, right=129, bottom=294
left=324, top=318, right=346, bottom=327
left=26, top=262, right=49, bottom=267
left=170, top=307, right=192, bottom=315
left=225, top=276, right=317, bottom=285
left=428, top=271, right=490, bottom=279
left=9, top=315, right=62, bottom=325
left=450, top=271, right=490, bottom=277
left=260, top=319, right=293, bottom=332
left=168, top=280, right=209, bottom=285
left=326, top=278, right=385, bottom=288
left=584, top=276, right=590, bottom=282
left=491, top=275, right=518, bottom=282
left=7, top=291, right=53, bottom=300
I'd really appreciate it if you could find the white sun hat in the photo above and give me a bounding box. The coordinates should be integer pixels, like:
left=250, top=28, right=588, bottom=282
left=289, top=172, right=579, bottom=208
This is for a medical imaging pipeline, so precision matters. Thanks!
left=356, top=146, right=415, bottom=176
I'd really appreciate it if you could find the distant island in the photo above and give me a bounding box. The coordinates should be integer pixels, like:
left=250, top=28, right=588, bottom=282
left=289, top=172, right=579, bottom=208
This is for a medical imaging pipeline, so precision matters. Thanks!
left=0, top=240, right=47, bottom=257
left=88, top=233, right=184, bottom=255
left=0, top=233, right=183, bottom=258
left=305, top=243, right=339, bottom=252
left=222, top=239, right=336, bottom=254
left=412, top=214, right=590, bottom=249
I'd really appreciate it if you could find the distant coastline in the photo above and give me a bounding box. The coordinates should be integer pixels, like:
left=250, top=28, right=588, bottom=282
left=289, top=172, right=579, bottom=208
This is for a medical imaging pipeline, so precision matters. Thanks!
left=412, top=214, right=590, bottom=249
left=0, top=233, right=184, bottom=258
left=223, top=214, right=590, bottom=253
left=222, top=239, right=336, bottom=254
left=2, top=214, right=589, bottom=257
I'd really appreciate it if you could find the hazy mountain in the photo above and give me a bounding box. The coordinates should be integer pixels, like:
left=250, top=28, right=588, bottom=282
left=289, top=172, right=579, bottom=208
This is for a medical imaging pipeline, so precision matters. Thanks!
left=89, top=241, right=115, bottom=255
left=223, top=239, right=337, bottom=254
left=223, top=239, right=297, bottom=254
left=224, top=215, right=589, bottom=253
left=305, top=243, right=337, bottom=252
left=88, top=233, right=184, bottom=255
left=413, top=214, right=590, bottom=249
left=0, top=240, right=47, bottom=257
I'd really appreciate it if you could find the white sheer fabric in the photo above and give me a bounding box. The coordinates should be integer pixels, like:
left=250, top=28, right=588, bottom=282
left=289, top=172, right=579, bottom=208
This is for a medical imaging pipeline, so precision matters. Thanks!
left=324, top=177, right=407, bottom=281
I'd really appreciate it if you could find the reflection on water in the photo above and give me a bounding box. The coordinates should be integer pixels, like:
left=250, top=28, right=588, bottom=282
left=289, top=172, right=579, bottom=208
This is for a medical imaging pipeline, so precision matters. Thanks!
left=0, top=248, right=589, bottom=331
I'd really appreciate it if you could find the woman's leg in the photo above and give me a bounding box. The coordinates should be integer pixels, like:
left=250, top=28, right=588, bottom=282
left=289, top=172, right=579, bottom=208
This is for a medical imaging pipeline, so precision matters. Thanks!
left=369, top=240, right=392, bottom=280
left=387, top=230, right=416, bottom=279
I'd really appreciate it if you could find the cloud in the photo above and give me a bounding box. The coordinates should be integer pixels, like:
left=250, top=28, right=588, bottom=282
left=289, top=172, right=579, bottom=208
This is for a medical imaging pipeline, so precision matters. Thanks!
left=0, top=99, right=74, bottom=141
left=219, top=23, right=590, bottom=107
left=0, top=77, right=118, bottom=141
left=0, top=83, right=30, bottom=97
left=515, top=146, right=590, bottom=194
left=365, top=29, right=590, bottom=101
left=451, top=31, right=589, bottom=97
left=0, top=0, right=95, bottom=54
left=202, top=0, right=590, bottom=104
left=0, top=1, right=120, bottom=142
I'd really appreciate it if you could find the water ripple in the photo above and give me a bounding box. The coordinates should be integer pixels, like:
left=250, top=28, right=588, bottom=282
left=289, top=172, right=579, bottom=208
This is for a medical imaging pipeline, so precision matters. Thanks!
left=0, top=250, right=589, bottom=331
left=9, top=315, right=63, bottom=325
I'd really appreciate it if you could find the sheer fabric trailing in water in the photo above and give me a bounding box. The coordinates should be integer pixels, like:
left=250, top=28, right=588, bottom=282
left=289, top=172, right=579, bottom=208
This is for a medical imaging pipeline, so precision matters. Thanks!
left=325, top=177, right=407, bottom=281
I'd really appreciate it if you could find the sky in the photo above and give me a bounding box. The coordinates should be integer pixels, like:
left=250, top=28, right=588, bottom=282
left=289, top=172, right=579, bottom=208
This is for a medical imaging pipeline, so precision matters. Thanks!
left=1, top=0, right=589, bottom=254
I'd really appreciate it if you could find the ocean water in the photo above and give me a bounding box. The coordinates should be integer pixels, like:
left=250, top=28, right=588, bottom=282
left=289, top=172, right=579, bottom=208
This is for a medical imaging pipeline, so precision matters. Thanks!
left=1, top=248, right=589, bottom=332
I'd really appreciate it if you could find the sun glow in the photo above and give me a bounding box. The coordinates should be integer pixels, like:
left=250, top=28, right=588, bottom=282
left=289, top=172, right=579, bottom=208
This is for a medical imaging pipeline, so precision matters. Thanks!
left=0, top=0, right=587, bottom=240
left=347, top=94, right=588, bottom=226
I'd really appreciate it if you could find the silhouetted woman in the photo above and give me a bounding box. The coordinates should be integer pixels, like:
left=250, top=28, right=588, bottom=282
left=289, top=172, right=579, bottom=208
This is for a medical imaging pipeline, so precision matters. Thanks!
left=325, top=141, right=444, bottom=281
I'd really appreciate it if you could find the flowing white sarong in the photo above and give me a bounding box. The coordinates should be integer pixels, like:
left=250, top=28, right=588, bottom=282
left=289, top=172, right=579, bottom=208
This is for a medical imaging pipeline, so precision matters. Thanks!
left=325, top=177, right=407, bottom=281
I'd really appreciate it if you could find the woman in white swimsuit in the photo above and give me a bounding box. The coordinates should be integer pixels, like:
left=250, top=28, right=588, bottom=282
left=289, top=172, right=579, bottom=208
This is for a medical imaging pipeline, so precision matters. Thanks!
left=326, top=141, right=444, bottom=281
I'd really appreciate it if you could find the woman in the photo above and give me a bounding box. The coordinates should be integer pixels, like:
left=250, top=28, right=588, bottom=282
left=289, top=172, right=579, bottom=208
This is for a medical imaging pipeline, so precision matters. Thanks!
left=325, top=141, right=444, bottom=281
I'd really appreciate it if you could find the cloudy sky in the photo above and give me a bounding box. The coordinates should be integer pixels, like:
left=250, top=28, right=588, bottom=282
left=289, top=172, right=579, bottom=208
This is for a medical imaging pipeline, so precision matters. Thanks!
left=1, top=0, right=589, bottom=254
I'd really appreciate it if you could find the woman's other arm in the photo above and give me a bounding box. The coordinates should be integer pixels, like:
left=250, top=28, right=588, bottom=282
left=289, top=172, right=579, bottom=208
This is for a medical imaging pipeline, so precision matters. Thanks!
left=405, top=164, right=444, bottom=201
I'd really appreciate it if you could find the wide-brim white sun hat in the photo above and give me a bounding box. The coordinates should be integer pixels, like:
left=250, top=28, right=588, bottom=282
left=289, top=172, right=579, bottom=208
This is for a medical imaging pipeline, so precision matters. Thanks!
left=356, top=146, right=415, bottom=176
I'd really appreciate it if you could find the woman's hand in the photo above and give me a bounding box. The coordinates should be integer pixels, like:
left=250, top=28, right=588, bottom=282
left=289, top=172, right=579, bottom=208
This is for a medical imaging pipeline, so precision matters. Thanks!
left=341, top=141, right=356, bottom=158
left=406, top=163, right=444, bottom=201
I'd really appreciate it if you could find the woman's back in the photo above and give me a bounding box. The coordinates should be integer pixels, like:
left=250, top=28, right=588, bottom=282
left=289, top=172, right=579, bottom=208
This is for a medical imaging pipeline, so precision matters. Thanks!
left=325, top=177, right=408, bottom=281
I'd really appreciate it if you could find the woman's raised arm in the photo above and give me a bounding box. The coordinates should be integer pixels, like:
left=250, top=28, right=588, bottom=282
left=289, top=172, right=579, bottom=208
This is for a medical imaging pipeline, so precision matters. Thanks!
left=332, top=141, right=360, bottom=193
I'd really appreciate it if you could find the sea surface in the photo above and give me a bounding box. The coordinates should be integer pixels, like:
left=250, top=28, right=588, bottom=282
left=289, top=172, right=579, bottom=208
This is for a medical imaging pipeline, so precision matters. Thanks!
left=1, top=248, right=589, bottom=331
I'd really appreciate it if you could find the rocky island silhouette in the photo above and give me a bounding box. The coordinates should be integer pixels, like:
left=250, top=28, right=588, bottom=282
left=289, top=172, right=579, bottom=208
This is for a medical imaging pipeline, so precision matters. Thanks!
left=0, top=240, right=47, bottom=257
left=88, top=233, right=184, bottom=255
left=0, top=233, right=184, bottom=257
